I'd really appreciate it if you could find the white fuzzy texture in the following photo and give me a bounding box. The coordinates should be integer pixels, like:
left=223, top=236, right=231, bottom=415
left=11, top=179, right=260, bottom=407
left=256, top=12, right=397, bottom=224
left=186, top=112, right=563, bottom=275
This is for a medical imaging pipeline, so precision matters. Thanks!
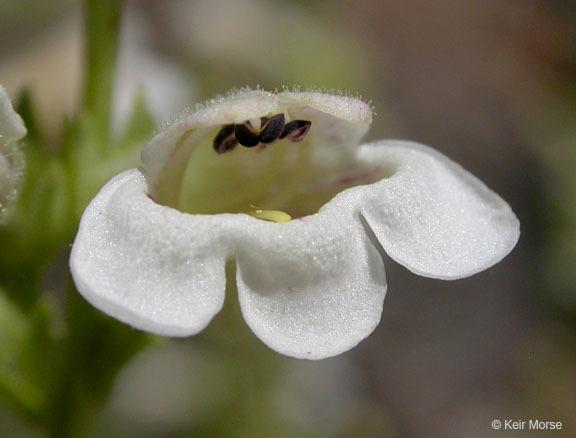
left=70, top=170, right=229, bottom=337
left=140, top=89, right=371, bottom=206
left=358, top=141, right=520, bottom=279
left=0, top=85, right=27, bottom=216
left=70, top=90, right=520, bottom=359
left=70, top=169, right=387, bottom=358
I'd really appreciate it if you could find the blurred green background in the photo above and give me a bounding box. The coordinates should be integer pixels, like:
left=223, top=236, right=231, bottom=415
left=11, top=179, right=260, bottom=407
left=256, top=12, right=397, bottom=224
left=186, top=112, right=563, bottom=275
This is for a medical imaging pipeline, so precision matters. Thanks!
left=1, top=0, right=575, bottom=436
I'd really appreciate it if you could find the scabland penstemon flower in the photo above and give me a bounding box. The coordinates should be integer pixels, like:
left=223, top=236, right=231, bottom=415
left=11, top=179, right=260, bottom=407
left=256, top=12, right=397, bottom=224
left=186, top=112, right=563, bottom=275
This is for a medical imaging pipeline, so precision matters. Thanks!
left=70, top=88, right=520, bottom=359
left=0, top=85, right=26, bottom=222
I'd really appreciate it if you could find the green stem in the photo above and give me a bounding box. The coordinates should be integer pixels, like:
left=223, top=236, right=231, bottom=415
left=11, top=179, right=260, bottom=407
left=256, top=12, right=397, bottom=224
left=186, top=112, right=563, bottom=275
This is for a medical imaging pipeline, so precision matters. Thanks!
left=46, top=3, right=128, bottom=436
left=48, top=284, right=151, bottom=437
left=199, top=262, right=287, bottom=436
left=82, top=0, right=124, bottom=145
left=48, top=290, right=99, bottom=438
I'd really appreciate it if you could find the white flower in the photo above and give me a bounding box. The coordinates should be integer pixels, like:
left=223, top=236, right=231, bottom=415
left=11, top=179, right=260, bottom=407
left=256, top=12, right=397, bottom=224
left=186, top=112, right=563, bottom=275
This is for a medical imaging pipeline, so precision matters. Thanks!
left=70, top=89, right=519, bottom=359
left=0, top=85, right=26, bottom=221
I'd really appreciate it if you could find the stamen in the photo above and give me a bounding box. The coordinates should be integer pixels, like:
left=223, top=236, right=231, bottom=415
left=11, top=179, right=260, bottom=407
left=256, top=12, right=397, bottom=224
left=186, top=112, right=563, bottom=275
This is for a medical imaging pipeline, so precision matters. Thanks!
left=235, top=122, right=260, bottom=147
left=213, top=124, right=238, bottom=154
left=259, top=113, right=285, bottom=144
left=212, top=115, right=312, bottom=154
left=280, top=120, right=312, bottom=142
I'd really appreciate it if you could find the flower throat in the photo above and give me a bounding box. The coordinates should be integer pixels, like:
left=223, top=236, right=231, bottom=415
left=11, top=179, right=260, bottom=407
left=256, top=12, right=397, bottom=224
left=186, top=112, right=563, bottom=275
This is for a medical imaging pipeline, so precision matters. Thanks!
left=179, top=113, right=313, bottom=222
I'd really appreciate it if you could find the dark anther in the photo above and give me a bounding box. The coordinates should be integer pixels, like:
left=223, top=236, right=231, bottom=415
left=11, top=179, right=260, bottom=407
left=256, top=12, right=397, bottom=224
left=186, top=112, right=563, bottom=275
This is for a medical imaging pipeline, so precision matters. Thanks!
left=214, top=115, right=311, bottom=153
left=234, top=122, right=260, bottom=147
left=279, top=120, right=312, bottom=142
left=258, top=113, right=285, bottom=144
left=213, top=124, right=238, bottom=154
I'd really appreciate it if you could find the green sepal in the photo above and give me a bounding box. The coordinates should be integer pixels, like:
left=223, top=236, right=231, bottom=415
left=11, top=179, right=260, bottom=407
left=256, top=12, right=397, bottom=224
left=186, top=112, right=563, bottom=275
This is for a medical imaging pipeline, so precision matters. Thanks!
left=13, top=89, right=43, bottom=145
left=116, top=89, right=156, bottom=147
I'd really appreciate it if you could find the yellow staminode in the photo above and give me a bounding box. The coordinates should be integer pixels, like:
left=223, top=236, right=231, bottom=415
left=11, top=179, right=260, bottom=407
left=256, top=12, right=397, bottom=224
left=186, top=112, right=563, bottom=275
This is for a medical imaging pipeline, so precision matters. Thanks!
left=248, top=207, right=292, bottom=223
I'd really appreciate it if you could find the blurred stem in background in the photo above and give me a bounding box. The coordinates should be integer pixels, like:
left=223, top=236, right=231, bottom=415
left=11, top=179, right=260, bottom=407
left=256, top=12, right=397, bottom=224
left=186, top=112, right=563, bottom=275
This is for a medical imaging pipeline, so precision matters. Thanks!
left=49, top=1, right=129, bottom=437
left=82, top=0, right=122, bottom=147
left=35, top=0, right=159, bottom=436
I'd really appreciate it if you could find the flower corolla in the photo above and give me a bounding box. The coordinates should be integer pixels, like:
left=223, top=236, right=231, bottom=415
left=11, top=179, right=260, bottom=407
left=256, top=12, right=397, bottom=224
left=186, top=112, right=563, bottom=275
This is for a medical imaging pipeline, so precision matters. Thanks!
left=70, top=89, right=519, bottom=359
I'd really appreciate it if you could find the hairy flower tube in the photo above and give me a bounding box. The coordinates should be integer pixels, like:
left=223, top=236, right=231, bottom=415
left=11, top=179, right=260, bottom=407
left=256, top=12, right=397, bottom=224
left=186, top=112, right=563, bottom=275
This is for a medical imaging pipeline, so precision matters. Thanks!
left=0, top=85, right=26, bottom=221
left=70, top=89, right=519, bottom=359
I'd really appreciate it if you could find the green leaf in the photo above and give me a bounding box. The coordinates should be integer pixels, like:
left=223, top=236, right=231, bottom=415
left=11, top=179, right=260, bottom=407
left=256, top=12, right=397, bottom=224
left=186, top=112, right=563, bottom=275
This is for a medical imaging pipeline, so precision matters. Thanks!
left=0, top=147, right=72, bottom=305
left=0, top=291, right=58, bottom=422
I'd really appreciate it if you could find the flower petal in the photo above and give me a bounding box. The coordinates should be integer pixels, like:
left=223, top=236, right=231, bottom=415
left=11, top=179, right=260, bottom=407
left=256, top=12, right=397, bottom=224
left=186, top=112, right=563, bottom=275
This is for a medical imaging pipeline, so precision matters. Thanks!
left=0, top=85, right=26, bottom=218
left=278, top=90, right=372, bottom=179
left=70, top=169, right=232, bottom=336
left=0, top=86, right=26, bottom=143
left=357, top=140, right=520, bottom=279
left=234, top=196, right=387, bottom=360
left=141, top=88, right=373, bottom=209
left=142, top=89, right=278, bottom=205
